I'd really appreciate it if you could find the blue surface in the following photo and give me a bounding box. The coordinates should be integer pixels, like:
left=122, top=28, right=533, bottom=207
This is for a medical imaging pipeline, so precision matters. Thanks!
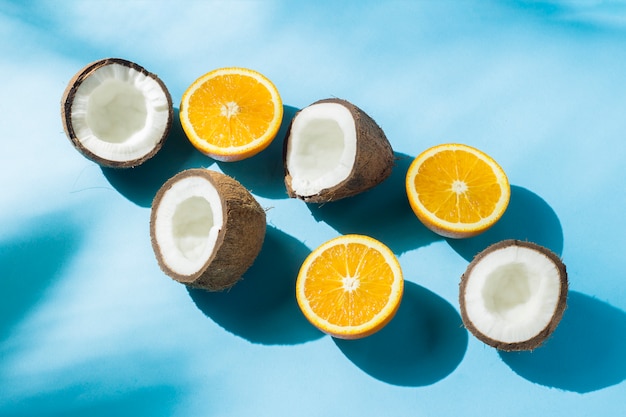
left=1, top=0, right=625, bottom=415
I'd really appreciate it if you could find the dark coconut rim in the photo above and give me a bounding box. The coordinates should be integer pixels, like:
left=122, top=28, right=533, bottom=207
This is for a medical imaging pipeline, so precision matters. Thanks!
left=150, top=169, right=266, bottom=291
left=459, top=239, right=568, bottom=351
left=283, top=98, right=394, bottom=203
left=61, top=58, right=173, bottom=168
left=150, top=169, right=227, bottom=285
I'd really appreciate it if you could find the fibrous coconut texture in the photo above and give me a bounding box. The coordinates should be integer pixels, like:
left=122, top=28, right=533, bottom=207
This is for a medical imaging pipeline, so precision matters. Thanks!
left=284, top=98, right=394, bottom=203
left=150, top=169, right=266, bottom=291
left=459, top=240, right=568, bottom=351
left=61, top=58, right=173, bottom=168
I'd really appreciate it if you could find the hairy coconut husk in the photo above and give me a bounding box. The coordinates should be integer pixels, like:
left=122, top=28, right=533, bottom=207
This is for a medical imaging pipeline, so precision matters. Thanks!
left=459, top=239, right=568, bottom=351
left=150, top=169, right=266, bottom=291
left=284, top=98, right=394, bottom=203
left=61, top=58, right=173, bottom=168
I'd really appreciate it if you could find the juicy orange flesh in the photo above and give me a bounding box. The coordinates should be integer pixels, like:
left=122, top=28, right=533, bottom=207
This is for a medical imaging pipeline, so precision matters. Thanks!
left=186, top=73, right=276, bottom=147
left=303, top=243, right=394, bottom=327
left=413, top=149, right=502, bottom=223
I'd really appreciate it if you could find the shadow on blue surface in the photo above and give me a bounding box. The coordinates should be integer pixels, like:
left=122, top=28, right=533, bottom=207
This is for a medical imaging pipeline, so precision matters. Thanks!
left=335, top=281, right=468, bottom=386
left=2, top=384, right=179, bottom=417
left=309, top=152, right=442, bottom=254
left=188, top=226, right=324, bottom=345
left=447, top=185, right=564, bottom=261
left=101, top=108, right=213, bottom=208
left=499, top=291, right=626, bottom=393
left=0, top=210, right=85, bottom=342
left=218, top=105, right=299, bottom=200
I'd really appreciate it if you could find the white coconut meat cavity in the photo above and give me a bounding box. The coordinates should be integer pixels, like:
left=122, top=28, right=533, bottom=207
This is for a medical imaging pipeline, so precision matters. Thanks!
left=61, top=58, right=173, bottom=168
left=284, top=98, right=394, bottom=203
left=460, top=240, right=568, bottom=351
left=150, top=169, right=266, bottom=291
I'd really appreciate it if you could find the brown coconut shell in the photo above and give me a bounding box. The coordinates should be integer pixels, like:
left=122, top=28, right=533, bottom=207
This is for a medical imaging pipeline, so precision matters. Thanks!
left=283, top=98, right=394, bottom=203
left=61, top=58, right=173, bottom=168
left=150, top=169, right=266, bottom=291
left=459, top=239, right=568, bottom=351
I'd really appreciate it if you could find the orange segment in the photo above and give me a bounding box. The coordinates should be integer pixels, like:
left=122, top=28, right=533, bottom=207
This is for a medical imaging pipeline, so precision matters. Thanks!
left=296, top=234, right=404, bottom=339
left=180, top=67, right=283, bottom=162
left=406, top=143, right=510, bottom=238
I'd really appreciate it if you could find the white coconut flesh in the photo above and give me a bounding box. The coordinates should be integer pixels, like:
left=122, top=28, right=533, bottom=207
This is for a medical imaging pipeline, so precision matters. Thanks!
left=69, top=63, right=171, bottom=163
left=153, top=176, right=224, bottom=277
left=462, top=245, right=563, bottom=344
left=286, top=102, right=357, bottom=197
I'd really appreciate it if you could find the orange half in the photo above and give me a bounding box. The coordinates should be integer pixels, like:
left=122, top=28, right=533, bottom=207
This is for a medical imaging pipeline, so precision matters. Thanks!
left=296, top=234, right=404, bottom=339
left=180, top=67, right=283, bottom=162
left=405, top=143, right=510, bottom=238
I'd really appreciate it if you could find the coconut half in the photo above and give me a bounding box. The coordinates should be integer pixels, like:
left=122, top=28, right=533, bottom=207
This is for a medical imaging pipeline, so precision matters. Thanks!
left=150, top=169, right=266, bottom=291
left=61, top=58, right=173, bottom=168
left=459, top=240, right=568, bottom=351
left=284, top=98, right=394, bottom=203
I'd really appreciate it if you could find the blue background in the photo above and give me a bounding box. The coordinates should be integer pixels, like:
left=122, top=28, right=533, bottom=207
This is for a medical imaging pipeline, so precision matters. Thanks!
left=1, top=1, right=625, bottom=415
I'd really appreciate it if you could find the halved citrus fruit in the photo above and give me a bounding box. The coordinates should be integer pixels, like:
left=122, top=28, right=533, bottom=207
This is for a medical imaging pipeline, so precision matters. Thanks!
left=296, top=234, right=404, bottom=339
left=180, top=67, right=283, bottom=162
left=405, top=143, right=510, bottom=239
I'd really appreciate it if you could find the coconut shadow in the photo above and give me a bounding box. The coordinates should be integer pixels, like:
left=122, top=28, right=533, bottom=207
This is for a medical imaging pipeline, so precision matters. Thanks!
left=447, top=185, right=564, bottom=261
left=101, top=108, right=214, bottom=208
left=187, top=226, right=324, bottom=345
left=308, top=152, right=442, bottom=254
left=218, top=105, right=299, bottom=200
left=499, top=291, right=626, bottom=393
left=0, top=209, right=85, bottom=341
left=334, top=281, right=468, bottom=387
